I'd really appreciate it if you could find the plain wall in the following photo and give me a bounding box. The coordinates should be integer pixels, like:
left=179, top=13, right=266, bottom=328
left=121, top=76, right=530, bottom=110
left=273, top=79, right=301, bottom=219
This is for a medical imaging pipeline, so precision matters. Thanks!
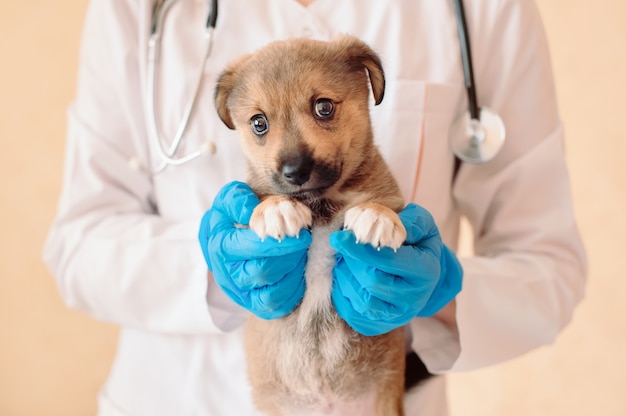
left=1, top=1, right=624, bottom=415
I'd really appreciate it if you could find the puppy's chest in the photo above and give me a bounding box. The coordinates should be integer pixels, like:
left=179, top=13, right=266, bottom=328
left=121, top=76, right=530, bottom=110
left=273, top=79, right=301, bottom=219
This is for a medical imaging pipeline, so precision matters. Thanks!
left=283, top=221, right=378, bottom=403
left=301, top=223, right=342, bottom=314
left=296, top=217, right=345, bottom=341
left=303, top=198, right=346, bottom=262
left=302, top=197, right=345, bottom=227
left=307, top=224, right=340, bottom=268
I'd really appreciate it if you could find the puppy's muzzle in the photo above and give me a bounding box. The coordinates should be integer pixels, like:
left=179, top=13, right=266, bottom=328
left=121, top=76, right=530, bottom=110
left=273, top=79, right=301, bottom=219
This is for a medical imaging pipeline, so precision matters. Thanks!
left=281, top=153, right=314, bottom=186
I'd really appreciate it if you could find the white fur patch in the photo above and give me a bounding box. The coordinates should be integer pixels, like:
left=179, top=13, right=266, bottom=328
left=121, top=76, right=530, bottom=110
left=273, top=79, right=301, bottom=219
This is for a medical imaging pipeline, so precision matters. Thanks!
left=297, top=226, right=337, bottom=329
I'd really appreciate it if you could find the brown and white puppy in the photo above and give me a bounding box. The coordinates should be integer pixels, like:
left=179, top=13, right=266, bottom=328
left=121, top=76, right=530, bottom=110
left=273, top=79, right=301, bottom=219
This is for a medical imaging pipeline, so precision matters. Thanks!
left=215, top=35, right=407, bottom=416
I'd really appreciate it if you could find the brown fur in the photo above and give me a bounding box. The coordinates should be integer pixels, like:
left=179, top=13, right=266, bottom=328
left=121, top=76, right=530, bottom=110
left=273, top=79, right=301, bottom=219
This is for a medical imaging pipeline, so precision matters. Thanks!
left=215, top=35, right=407, bottom=416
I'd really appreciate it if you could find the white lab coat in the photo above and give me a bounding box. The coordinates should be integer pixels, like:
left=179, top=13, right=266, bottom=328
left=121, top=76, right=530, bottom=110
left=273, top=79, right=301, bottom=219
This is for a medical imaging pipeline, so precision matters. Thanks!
left=43, top=0, right=587, bottom=414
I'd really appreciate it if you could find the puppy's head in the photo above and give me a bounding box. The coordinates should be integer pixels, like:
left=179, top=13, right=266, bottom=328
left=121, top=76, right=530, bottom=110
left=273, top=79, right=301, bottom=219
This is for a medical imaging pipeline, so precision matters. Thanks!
left=214, top=35, right=385, bottom=199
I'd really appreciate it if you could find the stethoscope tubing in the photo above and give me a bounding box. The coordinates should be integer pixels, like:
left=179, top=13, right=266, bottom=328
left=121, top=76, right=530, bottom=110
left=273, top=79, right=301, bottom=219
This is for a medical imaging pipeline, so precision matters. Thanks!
left=452, top=0, right=480, bottom=121
left=145, top=0, right=218, bottom=173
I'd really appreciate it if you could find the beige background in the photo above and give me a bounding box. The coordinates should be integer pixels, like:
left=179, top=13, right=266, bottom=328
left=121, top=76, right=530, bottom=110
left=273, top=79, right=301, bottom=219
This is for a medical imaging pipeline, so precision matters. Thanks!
left=1, top=0, right=624, bottom=415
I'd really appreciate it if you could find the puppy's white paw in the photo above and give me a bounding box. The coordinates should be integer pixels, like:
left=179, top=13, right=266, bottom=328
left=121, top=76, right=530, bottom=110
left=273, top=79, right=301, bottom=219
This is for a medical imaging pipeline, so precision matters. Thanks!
left=250, top=196, right=313, bottom=242
left=344, top=203, right=406, bottom=251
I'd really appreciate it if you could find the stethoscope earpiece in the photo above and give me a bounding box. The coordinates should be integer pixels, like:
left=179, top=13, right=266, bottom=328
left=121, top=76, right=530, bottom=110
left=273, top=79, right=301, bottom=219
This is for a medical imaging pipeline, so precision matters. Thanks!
left=450, top=107, right=506, bottom=164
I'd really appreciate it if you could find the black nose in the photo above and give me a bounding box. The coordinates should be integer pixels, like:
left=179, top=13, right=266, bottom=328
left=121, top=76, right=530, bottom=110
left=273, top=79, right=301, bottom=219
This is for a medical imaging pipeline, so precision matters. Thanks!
left=281, top=154, right=313, bottom=186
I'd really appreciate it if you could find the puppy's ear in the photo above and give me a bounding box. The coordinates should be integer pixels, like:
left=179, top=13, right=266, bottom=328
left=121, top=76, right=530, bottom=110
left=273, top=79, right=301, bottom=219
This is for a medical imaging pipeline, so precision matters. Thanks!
left=214, top=54, right=251, bottom=129
left=335, top=35, right=386, bottom=105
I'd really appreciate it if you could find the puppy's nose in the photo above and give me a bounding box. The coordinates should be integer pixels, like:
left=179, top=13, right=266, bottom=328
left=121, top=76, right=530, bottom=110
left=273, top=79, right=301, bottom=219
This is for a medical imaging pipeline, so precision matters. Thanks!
left=281, top=154, right=313, bottom=186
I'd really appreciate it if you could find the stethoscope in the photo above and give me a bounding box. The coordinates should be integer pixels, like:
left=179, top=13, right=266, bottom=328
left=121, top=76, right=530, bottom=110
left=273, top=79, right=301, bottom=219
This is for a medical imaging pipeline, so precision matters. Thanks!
left=131, top=0, right=219, bottom=173
left=135, top=0, right=505, bottom=174
left=449, top=0, right=506, bottom=164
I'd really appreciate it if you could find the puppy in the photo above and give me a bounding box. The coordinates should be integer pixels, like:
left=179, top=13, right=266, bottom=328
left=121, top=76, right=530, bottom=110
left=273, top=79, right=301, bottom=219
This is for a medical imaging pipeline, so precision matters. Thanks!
left=215, top=35, right=407, bottom=416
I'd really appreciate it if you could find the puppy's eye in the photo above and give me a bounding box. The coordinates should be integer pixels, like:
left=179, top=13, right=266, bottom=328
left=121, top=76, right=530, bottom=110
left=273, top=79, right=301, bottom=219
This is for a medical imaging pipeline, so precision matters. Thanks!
left=313, top=98, right=335, bottom=119
left=250, top=114, right=269, bottom=136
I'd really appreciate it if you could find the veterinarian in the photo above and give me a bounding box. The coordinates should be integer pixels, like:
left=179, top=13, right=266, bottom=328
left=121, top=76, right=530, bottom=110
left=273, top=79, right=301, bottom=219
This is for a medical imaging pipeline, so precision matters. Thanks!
left=43, top=0, right=587, bottom=415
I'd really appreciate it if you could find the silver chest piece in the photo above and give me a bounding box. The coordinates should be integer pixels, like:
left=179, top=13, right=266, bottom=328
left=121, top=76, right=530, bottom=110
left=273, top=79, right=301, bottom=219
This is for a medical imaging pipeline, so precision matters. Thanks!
left=450, top=107, right=506, bottom=164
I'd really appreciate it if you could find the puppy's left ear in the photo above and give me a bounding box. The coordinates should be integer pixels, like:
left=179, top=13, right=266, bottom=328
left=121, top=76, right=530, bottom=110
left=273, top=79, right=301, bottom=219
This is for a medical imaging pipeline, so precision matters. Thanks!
left=214, top=54, right=251, bottom=129
left=336, top=35, right=386, bottom=105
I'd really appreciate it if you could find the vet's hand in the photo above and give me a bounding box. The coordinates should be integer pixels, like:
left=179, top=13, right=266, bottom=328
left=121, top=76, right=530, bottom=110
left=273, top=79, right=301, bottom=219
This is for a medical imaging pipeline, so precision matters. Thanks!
left=198, top=181, right=312, bottom=320
left=330, top=203, right=463, bottom=336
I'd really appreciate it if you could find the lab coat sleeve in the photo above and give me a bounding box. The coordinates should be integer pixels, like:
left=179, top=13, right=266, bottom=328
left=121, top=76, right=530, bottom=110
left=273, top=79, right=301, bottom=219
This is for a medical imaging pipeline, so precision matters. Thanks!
left=43, top=0, right=244, bottom=334
left=412, top=0, right=587, bottom=372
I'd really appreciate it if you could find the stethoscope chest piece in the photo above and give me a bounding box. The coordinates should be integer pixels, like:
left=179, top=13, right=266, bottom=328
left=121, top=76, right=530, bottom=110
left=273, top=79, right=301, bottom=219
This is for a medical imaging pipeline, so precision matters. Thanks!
left=450, top=107, right=506, bottom=164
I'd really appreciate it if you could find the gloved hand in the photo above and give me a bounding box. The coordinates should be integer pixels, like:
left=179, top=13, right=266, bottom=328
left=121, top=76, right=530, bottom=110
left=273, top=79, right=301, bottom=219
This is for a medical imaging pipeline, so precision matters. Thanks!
left=330, top=203, right=463, bottom=336
left=198, top=181, right=312, bottom=320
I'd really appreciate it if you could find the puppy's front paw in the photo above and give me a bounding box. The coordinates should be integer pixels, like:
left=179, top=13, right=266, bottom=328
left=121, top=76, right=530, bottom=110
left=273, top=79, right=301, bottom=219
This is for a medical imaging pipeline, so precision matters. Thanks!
left=250, top=195, right=312, bottom=242
left=344, top=203, right=406, bottom=251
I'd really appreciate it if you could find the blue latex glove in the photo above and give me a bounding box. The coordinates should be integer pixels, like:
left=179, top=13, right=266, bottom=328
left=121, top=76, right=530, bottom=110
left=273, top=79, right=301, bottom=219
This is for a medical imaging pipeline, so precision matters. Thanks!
left=330, top=203, right=463, bottom=336
left=198, top=181, right=312, bottom=320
